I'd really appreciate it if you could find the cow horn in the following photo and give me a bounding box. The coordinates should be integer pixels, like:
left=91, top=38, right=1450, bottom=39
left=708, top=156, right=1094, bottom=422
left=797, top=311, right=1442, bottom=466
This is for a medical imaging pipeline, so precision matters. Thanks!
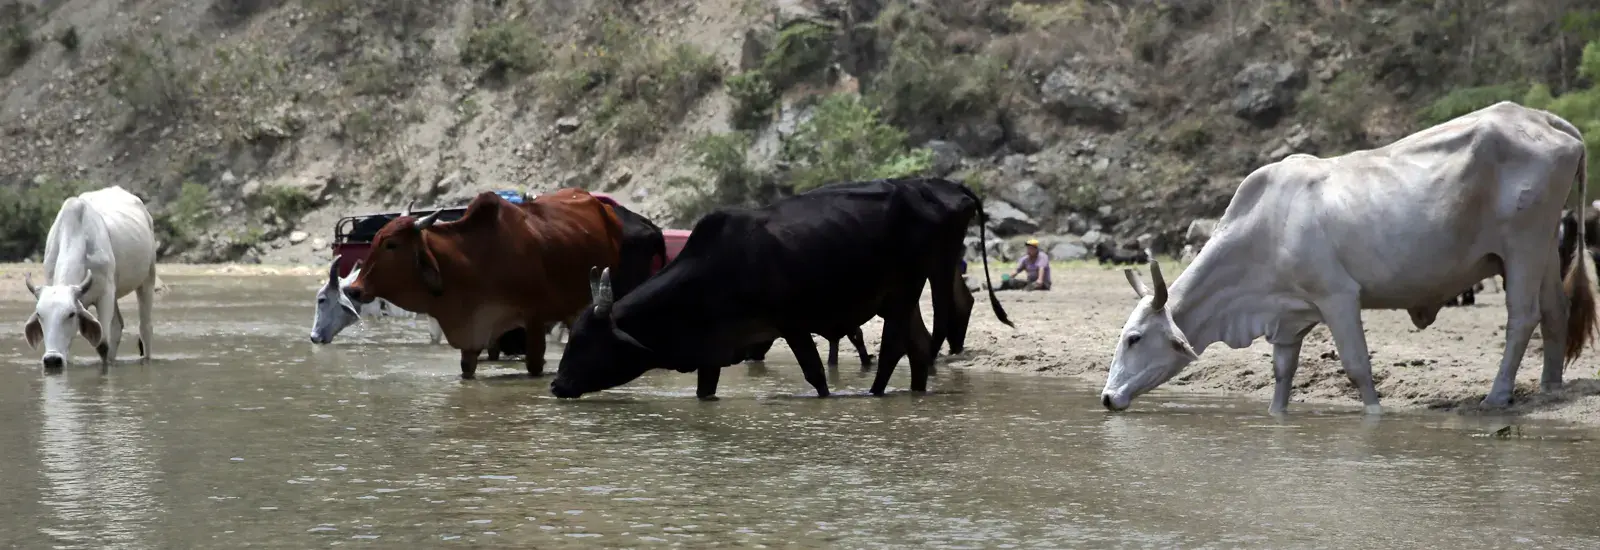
left=588, top=266, right=603, bottom=304
left=73, top=271, right=93, bottom=299
left=413, top=208, right=442, bottom=230
left=1149, top=260, right=1168, bottom=309
left=328, top=254, right=343, bottom=286
left=23, top=272, right=38, bottom=298
left=597, top=267, right=615, bottom=308
left=402, top=200, right=416, bottom=218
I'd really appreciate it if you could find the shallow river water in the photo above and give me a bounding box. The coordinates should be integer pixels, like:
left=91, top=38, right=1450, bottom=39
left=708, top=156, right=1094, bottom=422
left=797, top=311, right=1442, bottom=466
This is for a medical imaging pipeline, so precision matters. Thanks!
left=3, top=275, right=1600, bottom=549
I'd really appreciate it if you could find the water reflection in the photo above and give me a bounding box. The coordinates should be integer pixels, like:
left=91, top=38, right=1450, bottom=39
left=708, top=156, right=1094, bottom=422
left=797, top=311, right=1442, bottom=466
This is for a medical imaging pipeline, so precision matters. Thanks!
left=0, top=274, right=1597, bottom=548
left=36, top=375, right=159, bottom=549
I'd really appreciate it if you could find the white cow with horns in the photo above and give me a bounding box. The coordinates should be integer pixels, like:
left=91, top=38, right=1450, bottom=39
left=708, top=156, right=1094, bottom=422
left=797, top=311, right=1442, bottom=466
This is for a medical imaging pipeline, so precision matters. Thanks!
left=308, top=254, right=444, bottom=345
left=22, top=185, right=159, bottom=372
left=1100, top=101, right=1598, bottom=416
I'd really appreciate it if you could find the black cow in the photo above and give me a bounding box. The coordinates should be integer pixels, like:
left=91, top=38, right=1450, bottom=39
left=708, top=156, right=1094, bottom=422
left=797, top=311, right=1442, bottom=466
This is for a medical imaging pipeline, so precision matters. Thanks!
left=549, top=177, right=1012, bottom=400
left=1094, top=242, right=1149, bottom=266
left=744, top=327, right=874, bottom=367
left=484, top=200, right=667, bottom=360
left=741, top=266, right=977, bottom=366
left=1447, top=207, right=1599, bottom=308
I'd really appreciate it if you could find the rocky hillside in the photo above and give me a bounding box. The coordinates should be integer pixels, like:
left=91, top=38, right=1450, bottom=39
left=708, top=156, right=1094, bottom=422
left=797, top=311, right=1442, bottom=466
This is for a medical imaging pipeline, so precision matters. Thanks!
left=0, top=0, right=1595, bottom=265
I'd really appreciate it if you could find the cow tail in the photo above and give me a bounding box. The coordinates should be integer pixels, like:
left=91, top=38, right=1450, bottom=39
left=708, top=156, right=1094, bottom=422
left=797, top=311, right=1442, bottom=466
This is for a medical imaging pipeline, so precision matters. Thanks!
left=955, top=182, right=1013, bottom=328
left=1564, top=147, right=1598, bottom=366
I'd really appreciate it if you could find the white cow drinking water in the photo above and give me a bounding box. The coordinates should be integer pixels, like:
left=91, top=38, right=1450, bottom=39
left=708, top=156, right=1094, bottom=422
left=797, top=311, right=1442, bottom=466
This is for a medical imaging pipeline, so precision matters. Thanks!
left=309, top=255, right=444, bottom=345
left=1100, top=101, right=1599, bottom=416
left=22, top=185, right=159, bottom=372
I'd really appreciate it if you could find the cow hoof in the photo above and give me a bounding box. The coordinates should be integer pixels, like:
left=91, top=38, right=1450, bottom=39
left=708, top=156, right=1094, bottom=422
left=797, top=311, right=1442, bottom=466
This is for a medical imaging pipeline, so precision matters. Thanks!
left=696, top=395, right=720, bottom=401
left=1480, top=394, right=1512, bottom=408
left=1542, top=382, right=1563, bottom=393
left=460, top=373, right=477, bottom=381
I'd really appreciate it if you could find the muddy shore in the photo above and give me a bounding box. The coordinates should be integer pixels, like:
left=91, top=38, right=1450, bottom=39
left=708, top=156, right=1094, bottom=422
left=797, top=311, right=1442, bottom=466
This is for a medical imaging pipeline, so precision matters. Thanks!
left=2, top=261, right=1598, bottom=425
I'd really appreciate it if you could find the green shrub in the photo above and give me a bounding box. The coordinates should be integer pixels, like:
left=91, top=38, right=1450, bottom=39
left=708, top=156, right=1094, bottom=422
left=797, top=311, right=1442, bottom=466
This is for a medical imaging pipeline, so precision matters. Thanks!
left=727, top=72, right=778, bottom=129
left=55, top=26, right=77, bottom=51
left=0, top=11, right=32, bottom=77
left=461, top=21, right=545, bottom=80
left=1298, top=69, right=1378, bottom=143
left=783, top=93, right=932, bottom=192
left=107, top=34, right=194, bottom=125
left=562, top=36, right=723, bottom=154
left=867, top=4, right=1009, bottom=134
left=252, top=184, right=316, bottom=219
left=345, top=55, right=412, bottom=96
left=0, top=179, right=87, bottom=261
left=760, top=21, right=835, bottom=89
left=1416, top=83, right=1528, bottom=126
left=153, top=182, right=212, bottom=255
left=665, top=133, right=773, bottom=223
left=1162, top=117, right=1211, bottom=155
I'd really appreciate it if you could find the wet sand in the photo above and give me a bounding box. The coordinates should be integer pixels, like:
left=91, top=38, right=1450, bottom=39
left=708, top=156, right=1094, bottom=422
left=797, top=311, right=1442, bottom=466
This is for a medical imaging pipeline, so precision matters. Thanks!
left=3, top=261, right=1598, bottom=425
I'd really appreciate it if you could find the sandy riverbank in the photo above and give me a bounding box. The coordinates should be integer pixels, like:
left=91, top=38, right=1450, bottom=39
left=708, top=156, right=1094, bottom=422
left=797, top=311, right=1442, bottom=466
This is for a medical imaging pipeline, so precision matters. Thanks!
left=2, top=260, right=1598, bottom=425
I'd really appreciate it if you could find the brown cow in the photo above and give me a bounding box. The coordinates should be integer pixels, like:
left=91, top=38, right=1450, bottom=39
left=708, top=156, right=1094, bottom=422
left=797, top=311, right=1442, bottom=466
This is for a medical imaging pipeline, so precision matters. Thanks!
left=344, top=189, right=623, bottom=379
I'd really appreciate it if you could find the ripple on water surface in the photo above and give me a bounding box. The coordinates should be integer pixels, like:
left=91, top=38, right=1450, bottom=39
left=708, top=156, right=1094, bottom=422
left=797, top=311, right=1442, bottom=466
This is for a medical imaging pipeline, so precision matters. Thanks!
left=0, top=275, right=1597, bottom=548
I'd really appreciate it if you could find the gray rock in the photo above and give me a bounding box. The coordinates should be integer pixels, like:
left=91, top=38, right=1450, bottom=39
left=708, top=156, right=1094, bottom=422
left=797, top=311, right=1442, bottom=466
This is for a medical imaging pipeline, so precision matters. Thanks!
left=555, top=116, right=582, bottom=134
left=1091, top=157, right=1111, bottom=174
left=1081, top=229, right=1108, bottom=246
left=983, top=199, right=1039, bottom=237
left=1060, top=212, right=1091, bottom=235
left=288, top=230, right=309, bottom=244
left=1040, top=66, right=1132, bottom=128
left=924, top=140, right=963, bottom=176
left=311, top=238, right=326, bottom=250
left=1231, top=61, right=1307, bottom=128
left=1000, top=154, right=1032, bottom=177
left=1049, top=241, right=1088, bottom=261
left=1096, top=205, right=1113, bottom=218
left=997, top=178, right=1056, bottom=221
left=609, top=168, right=634, bottom=190
left=950, top=113, right=1006, bottom=156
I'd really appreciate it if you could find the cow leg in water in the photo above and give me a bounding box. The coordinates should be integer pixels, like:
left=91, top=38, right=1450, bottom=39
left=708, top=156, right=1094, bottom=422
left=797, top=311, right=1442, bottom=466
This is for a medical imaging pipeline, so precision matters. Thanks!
left=847, top=327, right=872, bottom=367
left=696, top=367, right=721, bottom=400
left=487, top=344, right=501, bottom=362
left=524, top=322, right=547, bottom=376
left=826, top=336, right=840, bottom=366
left=1484, top=258, right=1547, bottom=408
left=784, top=332, right=830, bottom=397
left=108, top=304, right=125, bottom=367
left=136, top=270, right=154, bottom=362
left=459, top=349, right=481, bottom=379
left=1268, top=323, right=1318, bottom=416
left=1538, top=253, right=1568, bottom=393
left=945, top=278, right=975, bottom=355
left=909, top=309, right=936, bottom=376
left=872, top=334, right=906, bottom=395
left=1315, top=295, right=1382, bottom=415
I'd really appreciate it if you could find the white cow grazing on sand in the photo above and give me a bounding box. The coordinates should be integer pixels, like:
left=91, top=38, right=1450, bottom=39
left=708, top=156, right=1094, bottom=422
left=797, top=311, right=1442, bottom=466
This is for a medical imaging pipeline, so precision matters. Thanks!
left=309, top=256, right=443, bottom=345
left=23, top=185, right=159, bottom=372
left=1100, top=101, right=1598, bottom=416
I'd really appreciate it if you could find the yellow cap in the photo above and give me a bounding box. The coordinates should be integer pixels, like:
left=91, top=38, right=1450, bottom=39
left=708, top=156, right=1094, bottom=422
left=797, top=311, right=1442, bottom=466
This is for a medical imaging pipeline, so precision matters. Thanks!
left=1025, top=239, right=1040, bottom=246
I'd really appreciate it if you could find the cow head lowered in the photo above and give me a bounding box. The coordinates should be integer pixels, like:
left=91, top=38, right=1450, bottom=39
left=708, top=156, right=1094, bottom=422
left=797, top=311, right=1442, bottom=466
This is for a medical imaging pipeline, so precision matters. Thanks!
left=1100, top=260, right=1199, bottom=411
left=344, top=202, right=445, bottom=310
left=550, top=267, right=664, bottom=398
left=22, top=271, right=104, bottom=371
left=310, top=255, right=364, bottom=344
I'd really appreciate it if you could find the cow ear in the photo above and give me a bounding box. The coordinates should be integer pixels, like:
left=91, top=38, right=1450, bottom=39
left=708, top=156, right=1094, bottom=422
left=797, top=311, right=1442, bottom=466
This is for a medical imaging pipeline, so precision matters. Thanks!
left=23, top=312, right=42, bottom=350
left=77, top=306, right=104, bottom=347
left=414, top=243, right=444, bottom=297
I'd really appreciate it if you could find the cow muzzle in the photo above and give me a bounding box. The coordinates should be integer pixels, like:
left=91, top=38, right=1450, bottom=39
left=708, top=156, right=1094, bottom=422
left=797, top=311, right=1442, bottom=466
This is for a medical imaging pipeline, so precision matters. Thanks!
left=41, top=353, right=65, bottom=372
left=1101, top=392, right=1131, bottom=412
left=550, top=380, right=583, bottom=399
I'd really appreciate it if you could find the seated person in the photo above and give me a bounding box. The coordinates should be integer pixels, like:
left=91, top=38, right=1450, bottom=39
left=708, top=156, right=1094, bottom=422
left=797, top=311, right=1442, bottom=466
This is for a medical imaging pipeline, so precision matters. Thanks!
left=999, top=239, right=1051, bottom=291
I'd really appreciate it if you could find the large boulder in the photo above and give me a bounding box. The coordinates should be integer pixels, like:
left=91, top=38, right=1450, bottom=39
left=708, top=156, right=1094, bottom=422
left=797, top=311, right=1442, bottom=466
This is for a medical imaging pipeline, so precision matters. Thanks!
left=1231, top=62, right=1307, bottom=128
left=983, top=199, right=1039, bottom=237
left=1040, top=65, right=1134, bottom=128
left=923, top=140, right=964, bottom=177
left=996, top=178, right=1056, bottom=221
